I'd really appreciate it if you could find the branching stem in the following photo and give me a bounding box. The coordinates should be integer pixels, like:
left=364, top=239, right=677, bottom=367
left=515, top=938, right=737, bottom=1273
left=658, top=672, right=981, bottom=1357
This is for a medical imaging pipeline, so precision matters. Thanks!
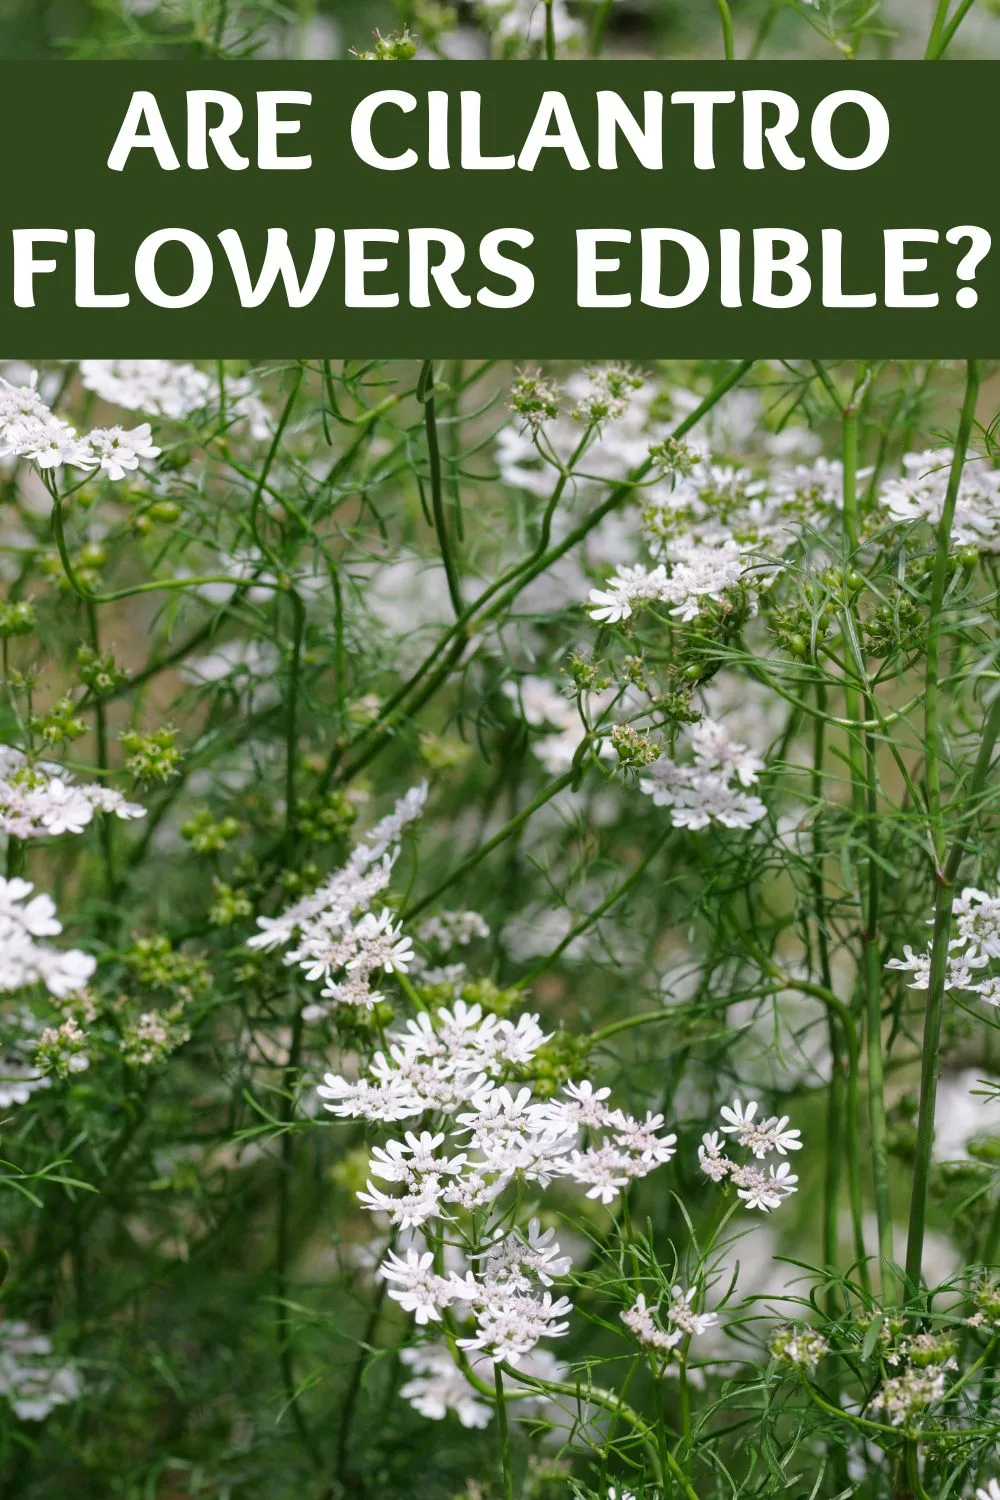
left=905, top=362, right=983, bottom=1294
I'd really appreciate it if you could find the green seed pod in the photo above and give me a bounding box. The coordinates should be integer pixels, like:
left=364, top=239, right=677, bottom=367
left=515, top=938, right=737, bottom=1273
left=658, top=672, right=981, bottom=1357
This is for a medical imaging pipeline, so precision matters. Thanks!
left=78, top=541, right=107, bottom=568
left=0, top=600, right=36, bottom=638
left=148, top=501, right=181, bottom=523
left=161, top=445, right=191, bottom=471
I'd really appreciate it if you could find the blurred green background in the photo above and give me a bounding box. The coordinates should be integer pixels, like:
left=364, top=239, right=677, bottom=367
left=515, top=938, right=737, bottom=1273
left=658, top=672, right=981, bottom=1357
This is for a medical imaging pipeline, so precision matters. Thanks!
left=2, top=0, right=999, bottom=63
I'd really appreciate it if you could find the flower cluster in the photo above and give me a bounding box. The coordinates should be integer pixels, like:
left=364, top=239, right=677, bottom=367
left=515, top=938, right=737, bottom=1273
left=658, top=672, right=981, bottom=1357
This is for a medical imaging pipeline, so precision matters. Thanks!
left=398, top=1342, right=566, bottom=1431
left=33, top=1015, right=90, bottom=1080
left=322, top=1012, right=674, bottom=1209
left=873, top=1359, right=953, bottom=1428
left=320, top=1000, right=676, bottom=1382
left=0, top=746, right=145, bottom=841
left=879, top=448, right=1000, bottom=552
left=79, top=358, right=269, bottom=438
left=497, top=366, right=658, bottom=497
left=698, top=1098, right=801, bottom=1211
left=0, top=1012, right=53, bottom=1109
left=769, top=1324, right=830, bottom=1373
left=0, top=372, right=159, bottom=480
left=638, top=717, right=767, bottom=831
left=119, top=1006, right=191, bottom=1069
left=379, top=1227, right=574, bottom=1365
left=0, top=877, right=95, bottom=1001
left=247, top=784, right=427, bottom=1017
left=588, top=539, right=764, bottom=627
left=3, top=324, right=999, bottom=1492
left=0, top=1321, right=80, bottom=1421
left=415, top=910, right=491, bottom=950
left=620, top=1286, right=718, bottom=1358
left=886, top=886, right=1000, bottom=1008
left=410, top=910, right=492, bottom=988
left=643, top=456, right=843, bottom=552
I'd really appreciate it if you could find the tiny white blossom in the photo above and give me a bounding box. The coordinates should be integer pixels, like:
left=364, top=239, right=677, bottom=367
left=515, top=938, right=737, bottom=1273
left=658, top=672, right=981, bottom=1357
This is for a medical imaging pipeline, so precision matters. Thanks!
left=357, top=1178, right=442, bottom=1230
left=620, top=1292, right=679, bottom=1353
left=85, top=423, right=161, bottom=480
left=378, top=1248, right=456, bottom=1325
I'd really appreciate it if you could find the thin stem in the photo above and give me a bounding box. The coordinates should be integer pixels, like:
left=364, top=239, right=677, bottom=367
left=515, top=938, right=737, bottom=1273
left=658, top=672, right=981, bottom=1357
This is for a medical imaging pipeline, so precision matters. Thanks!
left=980, top=1191, right=1000, bottom=1267
left=747, top=0, right=780, bottom=58
left=325, top=361, right=755, bottom=790
left=812, top=690, right=847, bottom=1294
left=714, top=0, right=735, bottom=59
left=274, top=1005, right=321, bottom=1467
left=403, top=767, right=578, bottom=920
left=49, top=484, right=282, bottom=606
left=494, top=1364, right=514, bottom=1500
left=249, top=363, right=303, bottom=549
left=496, top=1365, right=673, bottom=1493
left=515, top=828, right=675, bottom=987
left=544, top=0, right=556, bottom=59
left=5, top=835, right=24, bottom=879
left=284, top=592, right=305, bottom=864
left=841, top=366, right=894, bottom=1285
left=590, top=0, right=614, bottom=55
left=418, top=360, right=463, bottom=619
left=86, top=600, right=117, bottom=920
left=334, top=1278, right=390, bottom=1483
left=905, top=362, right=982, bottom=1293
left=926, top=0, right=952, bottom=56
left=925, top=363, right=982, bottom=872
left=926, top=0, right=978, bottom=57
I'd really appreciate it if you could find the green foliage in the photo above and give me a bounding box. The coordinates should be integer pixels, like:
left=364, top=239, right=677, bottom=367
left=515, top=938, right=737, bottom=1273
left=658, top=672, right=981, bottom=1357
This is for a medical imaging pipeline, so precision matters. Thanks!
left=1, top=4, right=1000, bottom=1500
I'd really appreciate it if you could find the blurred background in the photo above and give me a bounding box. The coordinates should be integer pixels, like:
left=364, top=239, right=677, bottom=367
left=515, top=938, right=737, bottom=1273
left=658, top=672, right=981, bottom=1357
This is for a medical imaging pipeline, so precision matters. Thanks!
left=2, top=0, right=1000, bottom=63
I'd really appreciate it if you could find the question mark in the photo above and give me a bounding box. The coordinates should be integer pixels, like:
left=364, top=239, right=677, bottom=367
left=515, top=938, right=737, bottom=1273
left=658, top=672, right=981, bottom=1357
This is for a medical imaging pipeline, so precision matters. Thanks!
left=946, top=225, right=992, bottom=308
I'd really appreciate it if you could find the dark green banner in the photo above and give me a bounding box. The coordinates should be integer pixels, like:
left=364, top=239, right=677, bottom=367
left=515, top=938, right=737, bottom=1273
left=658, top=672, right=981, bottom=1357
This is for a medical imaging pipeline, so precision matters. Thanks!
left=4, top=60, right=998, bottom=356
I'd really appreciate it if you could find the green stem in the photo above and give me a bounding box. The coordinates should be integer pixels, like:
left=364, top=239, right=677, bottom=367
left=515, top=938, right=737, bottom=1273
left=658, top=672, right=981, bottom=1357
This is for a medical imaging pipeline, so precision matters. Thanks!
left=336, top=633, right=469, bottom=787
left=48, top=485, right=282, bottom=606
left=86, top=600, right=117, bottom=918
left=845, top=1051, right=870, bottom=1290
left=926, top=0, right=978, bottom=57
left=249, top=363, right=303, bottom=550
left=515, top=828, right=675, bottom=987
left=402, top=767, right=578, bottom=920
left=326, top=361, right=755, bottom=790
left=842, top=368, right=894, bottom=1286
left=5, top=835, right=24, bottom=879
left=334, top=1277, right=390, bottom=1483
left=274, top=1005, right=321, bottom=1467
left=494, top=1364, right=514, bottom=1500
left=714, top=0, right=735, bottom=59
left=590, top=0, right=613, bottom=55
left=747, top=0, right=780, bottom=58
left=496, top=1365, right=674, bottom=1493
left=924, top=362, right=981, bottom=872
left=905, top=1439, right=932, bottom=1500
left=926, top=0, right=952, bottom=56
left=813, top=691, right=846, bottom=1295
left=544, top=0, right=556, bottom=59
left=418, top=360, right=463, bottom=619
left=284, top=592, right=305, bottom=864
left=981, top=1190, right=1000, bottom=1267
left=905, top=360, right=982, bottom=1294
